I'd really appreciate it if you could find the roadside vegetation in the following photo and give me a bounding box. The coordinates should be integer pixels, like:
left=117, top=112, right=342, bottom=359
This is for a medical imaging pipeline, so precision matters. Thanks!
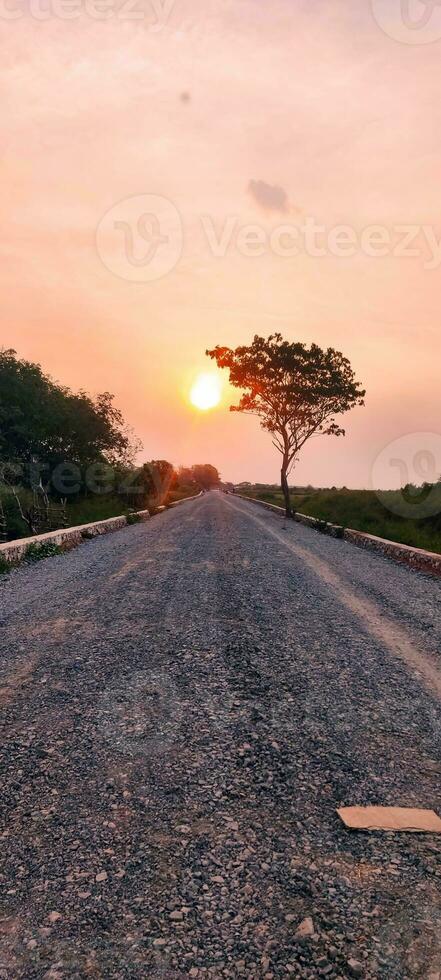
left=237, top=484, right=441, bottom=555
left=0, top=349, right=220, bottom=542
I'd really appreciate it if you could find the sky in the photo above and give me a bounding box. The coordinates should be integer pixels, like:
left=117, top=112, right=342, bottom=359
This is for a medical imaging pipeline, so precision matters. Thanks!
left=1, top=0, right=441, bottom=488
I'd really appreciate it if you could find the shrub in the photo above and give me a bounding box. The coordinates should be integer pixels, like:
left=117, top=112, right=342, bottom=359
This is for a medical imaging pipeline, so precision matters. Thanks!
left=24, top=541, right=62, bottom=563
left=316, top=519, right=328, bottom=534
left=126, top=512, right=142, bottom=526
left=0, top=553, right=10, bottom=575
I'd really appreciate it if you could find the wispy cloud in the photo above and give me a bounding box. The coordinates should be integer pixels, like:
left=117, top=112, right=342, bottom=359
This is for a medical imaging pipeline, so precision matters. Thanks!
left=248, top=179, right=289, bottom=213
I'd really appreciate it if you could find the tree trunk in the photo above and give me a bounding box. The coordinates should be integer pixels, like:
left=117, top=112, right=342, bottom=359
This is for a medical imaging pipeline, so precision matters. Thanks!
left=280, top=460, right=292, bottom=518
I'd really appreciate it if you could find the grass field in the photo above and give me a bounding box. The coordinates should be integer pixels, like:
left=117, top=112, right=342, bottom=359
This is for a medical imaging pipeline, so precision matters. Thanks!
left=238, top=485, right=441, bottom=555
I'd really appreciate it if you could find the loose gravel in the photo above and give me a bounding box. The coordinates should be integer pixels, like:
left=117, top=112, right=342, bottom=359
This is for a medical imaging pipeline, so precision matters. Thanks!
left=0, top=492, right=440, bottom=979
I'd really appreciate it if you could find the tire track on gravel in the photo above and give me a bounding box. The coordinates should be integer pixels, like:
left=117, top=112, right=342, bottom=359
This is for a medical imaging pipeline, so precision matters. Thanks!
left=226, top=497, right=441, bottom=701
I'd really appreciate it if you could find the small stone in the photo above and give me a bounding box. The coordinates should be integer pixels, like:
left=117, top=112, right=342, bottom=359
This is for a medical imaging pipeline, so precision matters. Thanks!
left=95, top=872, right=108, bottom=883
left=294, top=916, right=315, bottom=938
left=169, top=910, right=183, bottom=921
left=153, top=938, right=167, bottom=946
left=48, top=912, right=62, bottom=923
left=28, top=940, right=37, bottom=949
left=347, top=960, right=364, bottom=978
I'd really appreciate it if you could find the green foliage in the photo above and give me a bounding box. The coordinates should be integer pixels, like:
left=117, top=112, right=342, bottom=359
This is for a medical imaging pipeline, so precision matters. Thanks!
left=176, top=464, right=220, bottom=491
left=126, top=512, right=142, bottom=525
left=167, top=486, right=201, bottom=504
left=24, top=541, right=62, bottom=563
left=0, top=348, right=136, bottom=487
left=0, top=488, right=28, bottom=539
left=117, top=460, right=176, bottom=511
left=0, top=553, right=10, bottom=575
left=190, top=464, right=220, bottom=489
left=64, top=494, right=133, bottom=526
left=242, top=485, right=441, bottom=555
left=315, top=519, right=328, bottom=534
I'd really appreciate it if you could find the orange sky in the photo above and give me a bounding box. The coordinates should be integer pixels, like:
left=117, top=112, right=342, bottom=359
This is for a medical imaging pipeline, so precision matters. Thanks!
left=1, top=0, right=440, bottom=488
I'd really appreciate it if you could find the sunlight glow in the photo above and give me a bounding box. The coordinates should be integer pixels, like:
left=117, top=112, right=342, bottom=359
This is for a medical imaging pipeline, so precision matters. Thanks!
left=190, top=373, right=222, bottom=411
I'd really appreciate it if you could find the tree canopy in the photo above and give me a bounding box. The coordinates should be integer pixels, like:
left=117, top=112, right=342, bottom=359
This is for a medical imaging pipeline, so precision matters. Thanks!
left=207, top=334, right=365, bottom=515
left=177, top=464, right=220, bottom=490
left=0, top=349, right=136, bottom=483
left=191, top=464, right=220, bottom=490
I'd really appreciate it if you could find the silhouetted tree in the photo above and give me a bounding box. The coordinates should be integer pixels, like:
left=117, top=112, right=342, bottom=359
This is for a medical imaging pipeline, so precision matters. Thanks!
left=191, top=464, right=220, bottom=490
left=0, top=349, right=137, bottom=486
left=207, top=334, right=365, bottom=516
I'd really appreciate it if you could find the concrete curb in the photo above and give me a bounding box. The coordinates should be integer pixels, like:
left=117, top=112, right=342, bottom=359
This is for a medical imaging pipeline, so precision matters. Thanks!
left=0, top=492, right=205, bottom=567
left=168, top=491, right=204, bottom=508
left=343, top=528, right=441, bottom=577
left=0, top=510, right=151, bottom=564
left=232, top=493, right=441, bottom=577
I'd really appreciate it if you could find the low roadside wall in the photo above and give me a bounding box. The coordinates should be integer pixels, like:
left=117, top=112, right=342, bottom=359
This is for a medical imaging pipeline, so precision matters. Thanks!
left=343, top=528, right=441, bottom=577
left=168, top=491, right=204, bottom=508
left=295, top=512, right=343, bottom=539
left=0, top=510, right=150, bottom=564
left=0, top=494, right=205, bottom=567
left=230, top=493, right=441, bottom=577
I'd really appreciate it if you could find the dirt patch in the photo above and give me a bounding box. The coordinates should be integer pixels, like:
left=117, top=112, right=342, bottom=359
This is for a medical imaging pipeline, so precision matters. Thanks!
left=0, top=654, right=40, bottom=708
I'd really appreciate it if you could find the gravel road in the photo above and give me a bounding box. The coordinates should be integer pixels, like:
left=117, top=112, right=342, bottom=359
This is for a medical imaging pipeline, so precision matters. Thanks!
left=0, top=491, right=440, bottom=980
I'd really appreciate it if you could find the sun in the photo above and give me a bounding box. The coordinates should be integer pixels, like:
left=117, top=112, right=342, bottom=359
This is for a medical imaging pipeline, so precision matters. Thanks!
left=190, top=373, right=222, bottom=411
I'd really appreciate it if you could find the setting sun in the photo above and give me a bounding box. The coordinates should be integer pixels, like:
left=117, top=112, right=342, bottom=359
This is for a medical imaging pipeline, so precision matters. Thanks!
left=190, top=373, right=222, bottom=411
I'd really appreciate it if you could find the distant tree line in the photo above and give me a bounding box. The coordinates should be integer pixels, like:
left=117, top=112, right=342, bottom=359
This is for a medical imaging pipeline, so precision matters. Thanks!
left=0, top=350, right=220, bottom=540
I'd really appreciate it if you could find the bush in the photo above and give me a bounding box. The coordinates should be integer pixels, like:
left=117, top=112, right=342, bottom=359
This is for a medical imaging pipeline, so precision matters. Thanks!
left=316, top=519, right=328, bottom=534
left=24, top=541, right=62, bottom=563
left=0, top=553, right=10, bottom=575
left=126, top=512, right=142, bottom=526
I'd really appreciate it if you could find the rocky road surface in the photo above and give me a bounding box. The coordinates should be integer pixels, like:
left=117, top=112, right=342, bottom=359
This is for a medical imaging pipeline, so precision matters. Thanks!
left=0, top=491, right=440, bottom=980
